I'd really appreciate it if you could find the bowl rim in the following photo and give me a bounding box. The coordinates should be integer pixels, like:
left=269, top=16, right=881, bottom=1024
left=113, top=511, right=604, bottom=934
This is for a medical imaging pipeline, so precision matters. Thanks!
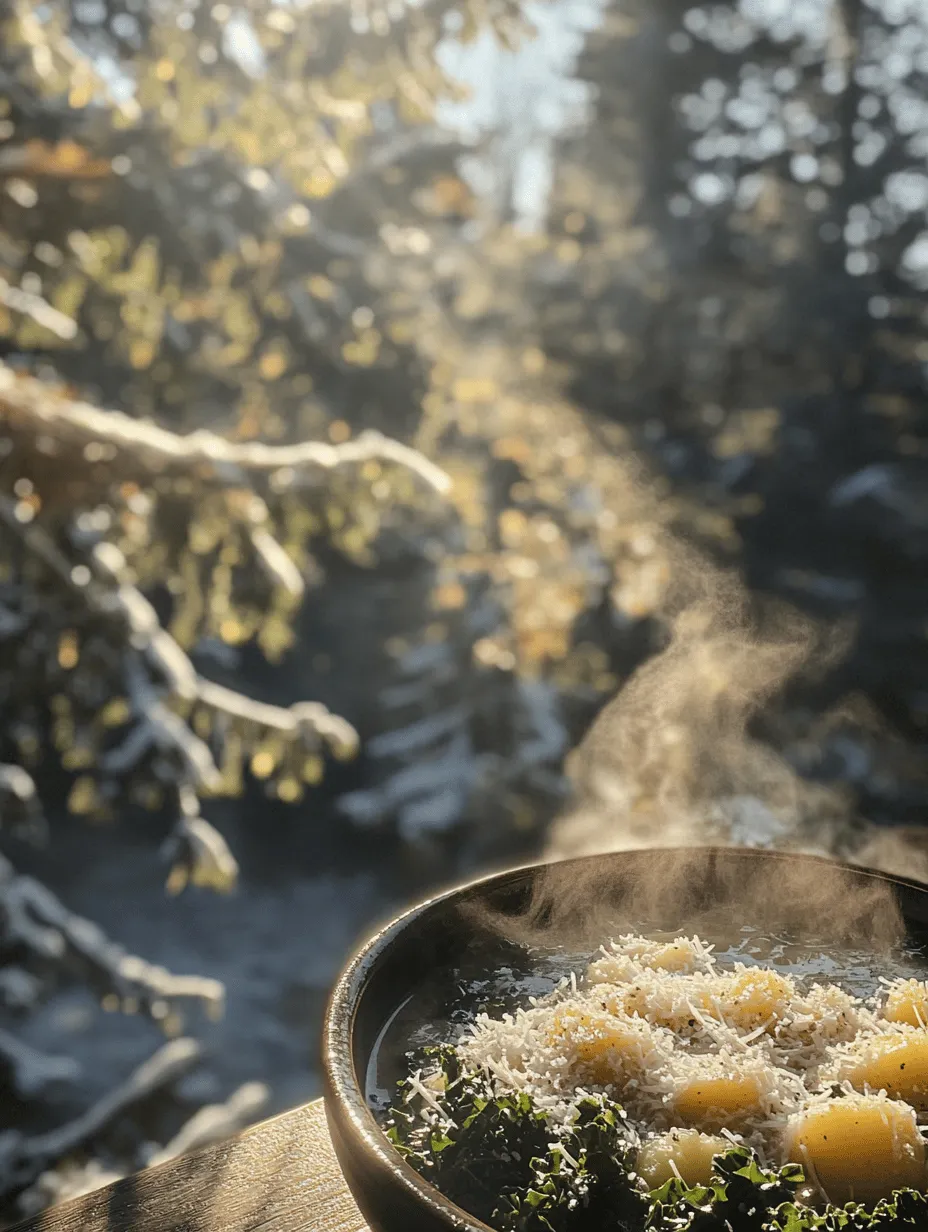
left=321, top=846, right=928, bottom=1232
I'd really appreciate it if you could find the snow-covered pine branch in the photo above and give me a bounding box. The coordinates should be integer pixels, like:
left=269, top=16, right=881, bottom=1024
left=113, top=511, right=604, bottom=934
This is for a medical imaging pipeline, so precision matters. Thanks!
left=0, top=363, right=450, bottom=496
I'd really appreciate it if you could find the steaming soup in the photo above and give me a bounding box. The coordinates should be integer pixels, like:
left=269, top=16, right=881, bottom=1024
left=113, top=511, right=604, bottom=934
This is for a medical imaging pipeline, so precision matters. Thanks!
left=380, top=928, right=928, bottom=1230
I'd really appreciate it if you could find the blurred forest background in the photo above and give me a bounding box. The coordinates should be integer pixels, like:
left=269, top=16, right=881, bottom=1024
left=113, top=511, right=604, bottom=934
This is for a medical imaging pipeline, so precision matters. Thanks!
left=1, top=0, right=927, bottom=1219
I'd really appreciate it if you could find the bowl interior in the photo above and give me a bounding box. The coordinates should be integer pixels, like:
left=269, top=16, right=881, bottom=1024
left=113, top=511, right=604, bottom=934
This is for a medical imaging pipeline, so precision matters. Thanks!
left=325, top=847, right=928, bottom=1231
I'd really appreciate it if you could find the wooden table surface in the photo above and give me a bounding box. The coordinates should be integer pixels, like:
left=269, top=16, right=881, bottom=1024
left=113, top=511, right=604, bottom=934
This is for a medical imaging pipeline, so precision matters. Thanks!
left=11, top=1099, right=370, bottom=1232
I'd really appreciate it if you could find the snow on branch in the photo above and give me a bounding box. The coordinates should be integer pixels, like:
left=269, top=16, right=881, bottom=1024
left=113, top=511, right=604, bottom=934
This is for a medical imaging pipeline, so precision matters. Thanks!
left=0, top=494, right=360, bottom=824
left=16, top=1079, right=269, bottom=1212
left=0, top=1028, right=81, bottom=1100
left=145, top=1081, right=269, bottom=1166
left=0, top=353, right=453, bottom=1208
left=0, top=1038, right=202, bottom=1198
left=161, top=784, right=239, bottom=895
left=195, top=678, right=359, bottom=758
left=0, top=851, right=224, bottom=1015
left=0, top=763, right=44, bottom=840
left=0, top=362, right=451, bottom=495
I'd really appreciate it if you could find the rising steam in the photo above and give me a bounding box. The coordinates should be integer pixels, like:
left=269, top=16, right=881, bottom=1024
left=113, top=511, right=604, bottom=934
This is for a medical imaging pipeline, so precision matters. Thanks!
left=544, top=458, right=928, bottom=890
left=469, top=847, right=909, bottom=955
left=473, top=455, right=928, bottom=949
left=548, top=537, right=849, bottom=861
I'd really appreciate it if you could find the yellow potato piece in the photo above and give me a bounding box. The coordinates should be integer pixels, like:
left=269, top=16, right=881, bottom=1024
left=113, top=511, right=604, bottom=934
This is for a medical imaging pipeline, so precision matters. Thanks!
left=884, top=980, right=928, bottom=1028
left=846, top=1032, right=928, bottom=1107
left=717, top=968, right=793, bottom=1033
left=548, top=1008, right=654, bottom=1086
left=650, top=942, right=702, bottom=973
left=637, top=1129, right=728, bottom=1189
left=673, top=1074, right=765, bottom=1131
left=785, top=1095, right=925, bottom=1205
left=587, top=938, right=706, bottom=984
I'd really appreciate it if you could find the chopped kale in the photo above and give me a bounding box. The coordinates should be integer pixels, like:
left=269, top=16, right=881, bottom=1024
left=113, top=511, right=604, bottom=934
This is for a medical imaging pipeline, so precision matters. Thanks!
left=766, top=1189, right=928, bottom=1231
left=386, top=1046, right=557, bottom=1227
left=495, top=1095, right=645, bottom=1232
left=383, top=1056, right=928, bottom=1232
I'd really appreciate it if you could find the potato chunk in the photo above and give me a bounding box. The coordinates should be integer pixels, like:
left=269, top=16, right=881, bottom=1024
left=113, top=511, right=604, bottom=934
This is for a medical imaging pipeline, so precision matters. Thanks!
left=637, top=1129, right=729, bottom=1189
left=672, top=1073, right=765, bottom=1131
left=844, top=1031, right=928, bottom=1107
left=784, top=1095, right=926, bottom=1205
left=884, top=979, right=928, bottom=1028
left=547, top=1007, right=656, bottom=1086
left=649, top=942, right=706, bottom=973
left=587, top=936, right=710, bottom=984
left=715, top=968, right=794, bottom=1034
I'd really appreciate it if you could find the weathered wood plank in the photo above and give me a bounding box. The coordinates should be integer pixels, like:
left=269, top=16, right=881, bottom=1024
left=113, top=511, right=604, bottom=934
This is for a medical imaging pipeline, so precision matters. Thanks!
left=10, top=1099, right=370, bottom=1232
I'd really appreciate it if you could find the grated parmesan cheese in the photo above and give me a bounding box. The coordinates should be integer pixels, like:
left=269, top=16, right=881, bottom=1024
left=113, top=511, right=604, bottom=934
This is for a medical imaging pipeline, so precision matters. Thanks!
left=413, top=931, right=928, bottom=1185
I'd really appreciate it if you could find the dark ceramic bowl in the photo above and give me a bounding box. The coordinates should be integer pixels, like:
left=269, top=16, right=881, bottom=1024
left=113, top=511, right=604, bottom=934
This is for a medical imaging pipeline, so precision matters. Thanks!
left=321, top=847, right=928, bottom=1232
